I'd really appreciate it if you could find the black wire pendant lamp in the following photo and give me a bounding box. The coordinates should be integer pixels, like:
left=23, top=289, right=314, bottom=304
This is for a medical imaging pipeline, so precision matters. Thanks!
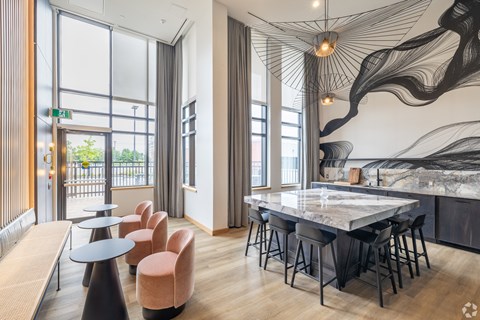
left=250, top=0, right=431, bottom=108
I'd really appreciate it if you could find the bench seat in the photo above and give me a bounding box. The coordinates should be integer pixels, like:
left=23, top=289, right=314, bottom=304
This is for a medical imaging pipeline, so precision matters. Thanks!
left=0, top=220, right=72, bottom=320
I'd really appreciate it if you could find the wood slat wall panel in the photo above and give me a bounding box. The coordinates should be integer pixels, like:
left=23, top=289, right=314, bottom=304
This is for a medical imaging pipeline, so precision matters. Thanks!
left=0, top=0, right=30, bottom=228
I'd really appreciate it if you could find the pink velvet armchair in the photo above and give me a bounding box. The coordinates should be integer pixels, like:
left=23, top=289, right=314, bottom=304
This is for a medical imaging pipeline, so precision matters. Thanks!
left=118, top=200, right=153, bottom=238
left=125, top=211, right=168, bottom=275
left=136, top=228, right=195, bottom=319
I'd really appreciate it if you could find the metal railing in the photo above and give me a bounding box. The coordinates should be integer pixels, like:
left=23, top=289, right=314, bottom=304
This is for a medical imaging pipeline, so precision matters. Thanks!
left=65, top=161, right=153, bottom=198
left=251, top=159, right=300, bottom=187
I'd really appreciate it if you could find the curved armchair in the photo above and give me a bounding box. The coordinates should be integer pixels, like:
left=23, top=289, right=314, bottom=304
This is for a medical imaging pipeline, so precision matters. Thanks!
left=136, top=228, right=195, bottom=320
left=125, top=211, right=168, bottom=275
left=118, top=200, right=153, bottom=238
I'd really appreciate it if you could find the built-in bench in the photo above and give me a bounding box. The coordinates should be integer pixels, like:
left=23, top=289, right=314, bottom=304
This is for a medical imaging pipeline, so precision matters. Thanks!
left=0, top=209, right=71, bottom=320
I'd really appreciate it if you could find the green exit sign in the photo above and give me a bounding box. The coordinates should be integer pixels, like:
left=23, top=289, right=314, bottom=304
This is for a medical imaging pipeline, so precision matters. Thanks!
left=50, top=108, right=73, bottom=120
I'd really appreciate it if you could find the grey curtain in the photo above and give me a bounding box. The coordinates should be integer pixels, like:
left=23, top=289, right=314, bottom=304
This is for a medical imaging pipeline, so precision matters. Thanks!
left=302, top=53, right=320, bottom=189
left=154, top=39, right=183, bottom=218
left=228, top=18, right=252, bottom=228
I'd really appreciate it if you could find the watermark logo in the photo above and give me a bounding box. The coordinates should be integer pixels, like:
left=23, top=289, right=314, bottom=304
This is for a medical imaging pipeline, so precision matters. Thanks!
left=462, top=302, right=478, bottom=318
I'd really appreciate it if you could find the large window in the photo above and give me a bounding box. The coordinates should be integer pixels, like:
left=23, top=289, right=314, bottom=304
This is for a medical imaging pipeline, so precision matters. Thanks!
left=58, top=12, right=156, bottom=187
left=182, top=101, right=196, bottom=187
left=251, top=38, right=269, bottom=188
left=252, top=104, right=268, bottom=187
left=281, top=108, right=302, bottom=185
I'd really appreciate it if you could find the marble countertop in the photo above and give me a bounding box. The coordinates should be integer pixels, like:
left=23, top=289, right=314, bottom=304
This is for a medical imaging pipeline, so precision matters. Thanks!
left=244, top=189, right=419, bottom=231
left=313, top=182, right=480, bottom=201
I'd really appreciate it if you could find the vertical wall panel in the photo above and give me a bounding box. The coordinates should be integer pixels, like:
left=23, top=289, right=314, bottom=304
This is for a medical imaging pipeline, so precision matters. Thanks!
left=0, top=0, right=31, bottom=228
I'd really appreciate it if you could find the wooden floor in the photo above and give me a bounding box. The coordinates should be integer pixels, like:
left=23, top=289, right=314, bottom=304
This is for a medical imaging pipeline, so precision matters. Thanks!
left=38, top=218, right=480, bottom=320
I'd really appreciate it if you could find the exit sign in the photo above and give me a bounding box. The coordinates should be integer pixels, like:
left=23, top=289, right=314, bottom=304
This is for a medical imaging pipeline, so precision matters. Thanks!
left=50, top=108, right=73, bottom=120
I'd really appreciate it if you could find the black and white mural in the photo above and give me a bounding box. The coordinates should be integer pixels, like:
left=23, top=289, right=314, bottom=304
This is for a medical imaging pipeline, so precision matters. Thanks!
left=318, top=0, right=480, bottom=174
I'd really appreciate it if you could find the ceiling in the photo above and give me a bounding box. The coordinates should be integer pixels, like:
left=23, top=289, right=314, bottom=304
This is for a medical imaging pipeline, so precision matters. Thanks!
left=48, top=0, right=428, bottom=44
left=49, top=0, right=191, bottom=44
left=216, top=0, right=404, bottom=26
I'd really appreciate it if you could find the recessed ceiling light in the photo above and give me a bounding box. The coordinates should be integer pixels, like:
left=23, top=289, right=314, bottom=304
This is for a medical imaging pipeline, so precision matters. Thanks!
left=160, top=19, right=167, bottom=24
left=312, top=1, right=320, bottom=8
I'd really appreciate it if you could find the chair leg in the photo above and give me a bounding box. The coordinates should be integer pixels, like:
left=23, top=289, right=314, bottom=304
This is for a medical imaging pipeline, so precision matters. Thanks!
left=275, top=231, right=282, bottom=261
left=411, top=229, right=420, bottom=276
left=373, top=248, right=383, bottom=308
left=386, top=245, right=397, bottom=294
left=259, top=224, right=264, bottom=267
left=309, top=244, right=314, bottom=275
left=393, top=237, right=403, bottom=289
left=318, top=246, right=324, bottom=305
left=245, top=221, right=254, bottom=256
left=291, top=240, right=302, bottom=287
left=284, top=233, right=289, bottom=284
left=264, top=230, right=274, bottom=270
left=419, top=228, right=431, bottom=269
left=402, top=234, right=414, bottom=279
left=263, top=223, right=268, bottom=251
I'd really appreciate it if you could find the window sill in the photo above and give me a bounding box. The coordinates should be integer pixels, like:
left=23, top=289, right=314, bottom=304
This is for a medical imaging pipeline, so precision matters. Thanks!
left=281, top=184, right=301, bottom=188
left=183, top=185, right=197, bottom=193
left=111, top=185, right=154, bottom=191
left=252, top=186, right=271, bottom=191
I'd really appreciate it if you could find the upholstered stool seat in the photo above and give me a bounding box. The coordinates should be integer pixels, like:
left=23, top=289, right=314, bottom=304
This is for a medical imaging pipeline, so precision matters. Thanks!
left=119, top=201, right=153, bottom=238
left=136, top=229, right=195, bottom=320
left=125, top=211, right=168, bottom=275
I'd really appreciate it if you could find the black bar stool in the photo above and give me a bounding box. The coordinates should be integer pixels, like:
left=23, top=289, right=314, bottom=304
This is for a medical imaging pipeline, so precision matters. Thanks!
left=389, top=214, right=430, bottom=276
left=264, top=215, right=296, bottom=284
left=245, top=208, right=269, bottom=267
left=369, top=219, right=414, bottom=288
left=290, top=223, right=340, bottom=305
left=345, top=226, right=397, bottom=307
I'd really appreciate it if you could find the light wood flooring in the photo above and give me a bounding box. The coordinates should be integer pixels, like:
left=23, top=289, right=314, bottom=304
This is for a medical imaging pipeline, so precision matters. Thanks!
left=38, top=218, right=480, bottom=320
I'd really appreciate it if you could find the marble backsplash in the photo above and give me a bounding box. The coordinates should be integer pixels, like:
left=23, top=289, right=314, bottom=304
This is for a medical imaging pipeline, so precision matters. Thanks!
left=321, top=167, right=480, bottom=198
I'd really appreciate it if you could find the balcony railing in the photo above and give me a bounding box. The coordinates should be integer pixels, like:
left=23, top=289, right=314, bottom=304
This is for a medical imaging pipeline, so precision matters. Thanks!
left=252, top=158, right=300, bottom=187
left=65, top=161, right=153, bottom=198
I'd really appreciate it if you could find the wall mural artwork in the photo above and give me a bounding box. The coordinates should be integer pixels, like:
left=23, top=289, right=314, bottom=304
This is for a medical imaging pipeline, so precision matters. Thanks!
left=322, top=0, right=480, bottom=137
left=320, top=0, right=480, bottom=173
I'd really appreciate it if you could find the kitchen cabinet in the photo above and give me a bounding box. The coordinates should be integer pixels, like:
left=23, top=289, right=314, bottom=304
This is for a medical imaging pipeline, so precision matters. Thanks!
left=437, top=197, right=480, bottom=250
left=386, top=191, right=436, bottom=240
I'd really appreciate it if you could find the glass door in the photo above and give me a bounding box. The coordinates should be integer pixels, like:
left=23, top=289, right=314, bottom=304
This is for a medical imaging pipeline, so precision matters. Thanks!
left=58, top=128, right=112, bottom=222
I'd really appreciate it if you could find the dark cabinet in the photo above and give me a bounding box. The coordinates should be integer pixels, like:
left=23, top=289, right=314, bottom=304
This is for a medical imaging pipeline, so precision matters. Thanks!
left=386, top=191, right=436, bottom=240
left=350, top=186, right=386, bottom=196
left=311, top=183, right=351, bottom=192
left=437, top=197, right=480, bottom=250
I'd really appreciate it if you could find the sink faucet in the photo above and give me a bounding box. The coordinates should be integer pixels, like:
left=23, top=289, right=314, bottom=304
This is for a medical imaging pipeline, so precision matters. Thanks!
left=376, top=168, right=383, bottom=187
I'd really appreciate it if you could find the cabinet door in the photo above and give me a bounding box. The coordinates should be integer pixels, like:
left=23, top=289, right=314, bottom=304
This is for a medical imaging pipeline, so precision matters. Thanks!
left=437, top=197, right=480, bottom=249
left=387, top=191, right=436, bottom=240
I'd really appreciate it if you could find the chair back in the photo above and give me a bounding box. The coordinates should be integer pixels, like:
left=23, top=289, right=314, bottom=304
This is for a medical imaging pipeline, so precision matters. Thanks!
left=373, top=225, right=392, bottom=247
left=410, top=214, right=426, bottom=229
left=295, top=223, right=336, bottom=245
left=269, top=215, right=289, bottom=232
left=135, top=200, right=153, bottom=228
left=168, top=229, right=195, bottom=308
left=394, top=219, right=410, bottom=235
left=150, top=211, right=168, bottom=253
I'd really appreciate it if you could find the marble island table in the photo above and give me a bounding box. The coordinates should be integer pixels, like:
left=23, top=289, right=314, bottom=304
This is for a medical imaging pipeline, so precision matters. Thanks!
left=244, top=188, right=419, bottom=286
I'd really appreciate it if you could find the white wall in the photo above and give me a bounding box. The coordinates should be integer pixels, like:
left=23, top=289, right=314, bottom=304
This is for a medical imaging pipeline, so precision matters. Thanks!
left=183, top=0, right=229, bottom=233
left=111, top=187, right=154, bottom=216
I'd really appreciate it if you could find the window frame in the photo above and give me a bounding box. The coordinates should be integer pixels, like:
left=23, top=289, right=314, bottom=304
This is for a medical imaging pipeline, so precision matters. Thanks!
left=251, top=102, right=268, bottom=188
left=56, top=12, right=156, bottom=187
left=281, top=107, right=302, bottom=185
left=182, top=99, right=196, bottom=187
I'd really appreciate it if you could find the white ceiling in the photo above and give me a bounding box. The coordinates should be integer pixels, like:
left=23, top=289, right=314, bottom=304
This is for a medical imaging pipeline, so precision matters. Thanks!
left=48, top=0, right=426, bottom=44
left=216, top=0, right=403, bottom=26
left=49, top=0, right=190, bottom=44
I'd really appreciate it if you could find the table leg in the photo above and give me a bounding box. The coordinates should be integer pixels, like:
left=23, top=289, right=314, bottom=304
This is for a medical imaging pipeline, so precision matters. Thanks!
left=81, top=259, right=129, bottom=320
left=82, top=227, right=113, bottom=287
